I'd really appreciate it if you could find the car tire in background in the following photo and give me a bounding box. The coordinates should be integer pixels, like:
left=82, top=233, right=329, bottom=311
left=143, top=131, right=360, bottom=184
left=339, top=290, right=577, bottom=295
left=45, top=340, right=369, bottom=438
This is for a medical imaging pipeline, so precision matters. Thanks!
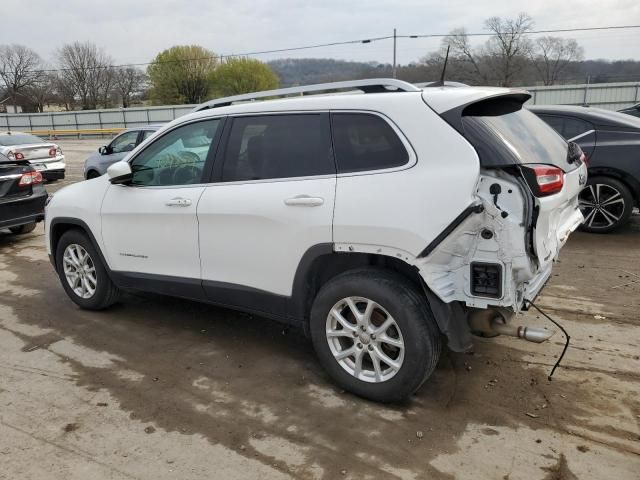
left=86, top=170, right=100, bottom=179
left=9, top=223, right=37, bottom=235
left=579, top=176, right=634, bottom=233
left=55, top=229, right=121, bottom=310
left=309, top=268, right=441, bottom=403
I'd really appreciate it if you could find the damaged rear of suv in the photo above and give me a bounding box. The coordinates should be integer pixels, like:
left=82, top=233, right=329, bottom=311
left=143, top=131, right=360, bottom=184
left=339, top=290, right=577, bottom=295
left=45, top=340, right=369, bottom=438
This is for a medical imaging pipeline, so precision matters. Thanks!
left=45, top=79, right=586, bottom=403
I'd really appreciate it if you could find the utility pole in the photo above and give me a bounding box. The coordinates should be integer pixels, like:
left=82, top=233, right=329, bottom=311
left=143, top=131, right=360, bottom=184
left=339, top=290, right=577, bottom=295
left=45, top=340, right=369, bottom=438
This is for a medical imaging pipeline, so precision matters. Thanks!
left=392, top=28, right=397, bottom=79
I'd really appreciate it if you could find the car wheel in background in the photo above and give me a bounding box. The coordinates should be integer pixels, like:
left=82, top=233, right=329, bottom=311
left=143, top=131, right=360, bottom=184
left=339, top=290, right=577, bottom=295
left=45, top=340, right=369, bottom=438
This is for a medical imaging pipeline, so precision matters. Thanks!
left=9, top=223, right=37, bottom=235
left=86, top=170, right=100, bottom=179
left=310, top=268, right=441, bottom=403
left=55, top=229, right=121, bottom=310
left=579, top=176, right=634, bottom=233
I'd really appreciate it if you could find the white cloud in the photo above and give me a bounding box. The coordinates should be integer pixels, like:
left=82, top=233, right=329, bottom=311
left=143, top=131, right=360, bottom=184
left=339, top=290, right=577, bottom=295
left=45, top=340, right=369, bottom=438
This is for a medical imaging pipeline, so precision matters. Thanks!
left=2, top=0, right=639, bottom=66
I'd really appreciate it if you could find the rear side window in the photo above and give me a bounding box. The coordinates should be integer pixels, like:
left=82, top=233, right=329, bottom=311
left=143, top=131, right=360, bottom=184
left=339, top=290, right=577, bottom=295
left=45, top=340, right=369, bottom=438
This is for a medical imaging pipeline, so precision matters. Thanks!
left=537, top=115, right=593, bottom=141
left=331, top=113, right=409, bottom=173
left=222, top=114, right=333, bottom=181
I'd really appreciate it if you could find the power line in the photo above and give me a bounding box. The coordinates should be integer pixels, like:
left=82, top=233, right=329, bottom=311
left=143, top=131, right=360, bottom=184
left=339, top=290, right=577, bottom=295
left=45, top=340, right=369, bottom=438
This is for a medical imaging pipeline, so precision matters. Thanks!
left=15, top=24, right=640, bottom=75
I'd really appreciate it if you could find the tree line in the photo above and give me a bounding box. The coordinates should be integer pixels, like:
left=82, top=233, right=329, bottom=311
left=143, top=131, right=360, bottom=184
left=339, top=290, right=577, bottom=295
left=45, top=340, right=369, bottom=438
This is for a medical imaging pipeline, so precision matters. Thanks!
left=0, top=43, right=279, bottom=112
left=1, top=12, right=639, bottom=113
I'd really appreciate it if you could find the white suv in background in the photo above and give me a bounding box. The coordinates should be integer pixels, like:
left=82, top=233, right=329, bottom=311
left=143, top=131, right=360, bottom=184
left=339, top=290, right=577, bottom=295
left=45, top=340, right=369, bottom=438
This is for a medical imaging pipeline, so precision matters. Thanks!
left=45, top=79, right=586, bottom=402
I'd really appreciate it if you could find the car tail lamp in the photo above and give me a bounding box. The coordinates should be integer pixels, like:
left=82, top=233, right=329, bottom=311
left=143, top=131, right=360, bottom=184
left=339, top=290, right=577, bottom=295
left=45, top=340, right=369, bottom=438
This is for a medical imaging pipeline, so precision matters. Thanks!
left=8, top=150, right=25, bottom=160
left=18, top=171, right=43, bottom=187
left=49, top=147, right=62, bottom=157
left=522, top=165, right=564, bottom=197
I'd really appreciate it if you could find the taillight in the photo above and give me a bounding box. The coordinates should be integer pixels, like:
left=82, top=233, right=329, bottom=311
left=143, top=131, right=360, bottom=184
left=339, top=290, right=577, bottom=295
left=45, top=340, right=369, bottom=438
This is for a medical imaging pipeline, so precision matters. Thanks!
left=8, top=151, right=25, bottom=160
left=581, top=152, right=589, bottom=165
left=18, top=171, right=43, bottom=187
left=49, top=148, right=57, bottom=157
left=522, top=165, right=564, bottom=197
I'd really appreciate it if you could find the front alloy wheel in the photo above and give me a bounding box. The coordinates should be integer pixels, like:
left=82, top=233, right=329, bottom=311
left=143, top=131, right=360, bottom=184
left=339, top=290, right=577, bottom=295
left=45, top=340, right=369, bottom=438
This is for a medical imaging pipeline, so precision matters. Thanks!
left=578, top=177, right=633, bottom=233
left=63, top=243, right=97, bottom=299
left=326, top=297, right=405, bottom=383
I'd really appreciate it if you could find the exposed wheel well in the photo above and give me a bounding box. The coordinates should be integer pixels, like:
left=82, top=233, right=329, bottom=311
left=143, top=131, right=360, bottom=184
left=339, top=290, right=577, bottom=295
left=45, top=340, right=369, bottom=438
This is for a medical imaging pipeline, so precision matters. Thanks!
left=292, top=250, right=424, bottom=324
left=85, top=169, right=100, bottom=179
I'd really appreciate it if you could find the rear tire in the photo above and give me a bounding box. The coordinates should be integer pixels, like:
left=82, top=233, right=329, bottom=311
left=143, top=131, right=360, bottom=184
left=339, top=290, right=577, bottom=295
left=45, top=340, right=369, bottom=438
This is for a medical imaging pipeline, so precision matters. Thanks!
left=55, top=229, right=121, bottom=310
left=309, top=268, right=441, bottom=403
left=579, top=176, right=633, bottom=233
left=9, top=222, right=37, bottom=235
left=86, top=170, right=100, bottom=179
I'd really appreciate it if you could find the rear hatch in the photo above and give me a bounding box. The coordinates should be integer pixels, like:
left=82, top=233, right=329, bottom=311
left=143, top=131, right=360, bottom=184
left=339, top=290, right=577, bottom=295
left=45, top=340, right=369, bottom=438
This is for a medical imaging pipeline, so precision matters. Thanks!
left=436, top=92, right=586, bottom=268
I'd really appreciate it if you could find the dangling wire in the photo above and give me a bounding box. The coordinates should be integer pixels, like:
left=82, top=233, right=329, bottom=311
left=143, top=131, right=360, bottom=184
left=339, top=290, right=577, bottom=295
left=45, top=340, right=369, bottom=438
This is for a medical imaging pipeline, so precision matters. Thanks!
left=526, top=301, right=570, bottom=380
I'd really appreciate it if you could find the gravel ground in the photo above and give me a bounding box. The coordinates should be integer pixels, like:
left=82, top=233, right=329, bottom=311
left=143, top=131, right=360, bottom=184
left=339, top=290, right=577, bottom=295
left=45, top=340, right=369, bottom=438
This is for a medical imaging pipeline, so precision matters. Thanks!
left=0, top=139, right=639, bottom=479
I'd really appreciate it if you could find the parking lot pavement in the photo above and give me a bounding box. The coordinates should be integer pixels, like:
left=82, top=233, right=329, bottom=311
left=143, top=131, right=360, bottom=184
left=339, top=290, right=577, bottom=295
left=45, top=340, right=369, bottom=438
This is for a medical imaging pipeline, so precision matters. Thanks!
left=0, top=139, right=639, bottom=479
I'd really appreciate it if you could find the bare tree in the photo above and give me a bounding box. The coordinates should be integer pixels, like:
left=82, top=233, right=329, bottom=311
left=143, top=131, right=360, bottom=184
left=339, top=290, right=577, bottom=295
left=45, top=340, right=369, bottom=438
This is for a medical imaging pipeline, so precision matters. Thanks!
left=532, top=37, right=584, bottom=85
left=52, top=73, right=76, bottom=111
left=0, top=44, right=43, bottom=106
left=483, top=13, right=534, bottom=86
left=57, top=42, right=114, bottom=109
left=442, top=28, right=489, bottom=84
left=113, top=67, right=146, bottom=107
left=23, top=73, right=55, bottom=112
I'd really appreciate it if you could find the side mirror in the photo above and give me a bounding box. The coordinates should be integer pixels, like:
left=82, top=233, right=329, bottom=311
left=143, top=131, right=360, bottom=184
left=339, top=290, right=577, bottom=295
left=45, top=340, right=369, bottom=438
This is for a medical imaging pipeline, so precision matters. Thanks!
left=107, top=161, right=132, bottom=185
left=98, top=146, right=109, bottom=155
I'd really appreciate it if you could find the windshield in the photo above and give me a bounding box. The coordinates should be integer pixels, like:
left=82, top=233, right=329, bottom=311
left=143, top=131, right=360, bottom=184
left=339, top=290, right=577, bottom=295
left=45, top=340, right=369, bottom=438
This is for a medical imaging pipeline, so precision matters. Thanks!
left=0, top=133, right=46, bottom=146
left=462, top=107, right=573, bottom=170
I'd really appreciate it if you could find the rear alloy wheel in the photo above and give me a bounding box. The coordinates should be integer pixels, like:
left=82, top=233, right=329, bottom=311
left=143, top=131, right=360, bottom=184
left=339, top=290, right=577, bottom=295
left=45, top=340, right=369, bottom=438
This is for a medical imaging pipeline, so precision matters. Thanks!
left=9, top=222, right=37, bottom=235
left=579, top=177, right=633, bottom=233
left=310, top=269, right=441, bottom=403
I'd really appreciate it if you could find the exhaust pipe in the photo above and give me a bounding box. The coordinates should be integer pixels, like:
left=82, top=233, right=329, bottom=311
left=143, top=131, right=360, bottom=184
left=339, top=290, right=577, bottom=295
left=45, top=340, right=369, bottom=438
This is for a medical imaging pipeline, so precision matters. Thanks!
left=468, top=309, right=555, bottom=343
left=489, top=321, right=554, bottom=343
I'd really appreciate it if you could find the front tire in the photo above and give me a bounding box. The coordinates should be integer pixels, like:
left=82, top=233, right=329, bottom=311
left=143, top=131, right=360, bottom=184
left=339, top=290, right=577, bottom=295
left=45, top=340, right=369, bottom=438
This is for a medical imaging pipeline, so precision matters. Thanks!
left=579, top=176, right=633, bottom=233
left=9, top=222, right=37, bottom=235
left=310, top=269, right=441, bottom=403
left=55, top=229, right=121, bottom=310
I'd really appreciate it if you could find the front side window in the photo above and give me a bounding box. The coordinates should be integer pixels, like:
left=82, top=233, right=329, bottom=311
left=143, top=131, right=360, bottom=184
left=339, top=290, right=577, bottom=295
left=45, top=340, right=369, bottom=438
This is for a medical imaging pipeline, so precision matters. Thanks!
left=110, top=131, right=139, bottom=154
left=331, top=113, right=409, bottom=173
left=130, top=119, right=220, bottom=186
left=222, top=114, right=333, bottom=182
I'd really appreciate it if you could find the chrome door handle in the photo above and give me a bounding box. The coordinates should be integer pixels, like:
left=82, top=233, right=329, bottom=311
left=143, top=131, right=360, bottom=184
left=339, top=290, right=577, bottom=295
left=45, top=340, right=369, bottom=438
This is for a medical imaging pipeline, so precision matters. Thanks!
left=284, top=195, right=324, bottom=207
left=165, top=197, right=192, bottom=207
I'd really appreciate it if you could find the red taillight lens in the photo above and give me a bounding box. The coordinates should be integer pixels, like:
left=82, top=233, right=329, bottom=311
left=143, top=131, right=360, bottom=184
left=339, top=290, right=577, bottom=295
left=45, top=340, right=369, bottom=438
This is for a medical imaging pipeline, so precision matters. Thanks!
left=8, top=151, right=24, bottom=160
left=49, top=148, right=57, bottom=157
left=530, top=165, right=564, bottom=195
left=18, top=171, right=43, bottom=187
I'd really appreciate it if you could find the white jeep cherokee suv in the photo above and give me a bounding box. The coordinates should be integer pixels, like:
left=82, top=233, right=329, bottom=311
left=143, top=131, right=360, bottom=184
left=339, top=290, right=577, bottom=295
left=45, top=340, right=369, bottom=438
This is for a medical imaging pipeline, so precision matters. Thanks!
left=45, top=79, right=586, bottom=402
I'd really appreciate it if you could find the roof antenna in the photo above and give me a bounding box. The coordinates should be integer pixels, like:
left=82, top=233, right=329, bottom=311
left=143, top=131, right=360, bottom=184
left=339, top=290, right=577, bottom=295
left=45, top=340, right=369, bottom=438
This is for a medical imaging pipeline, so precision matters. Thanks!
left=429, top=45, right=450, bottom=87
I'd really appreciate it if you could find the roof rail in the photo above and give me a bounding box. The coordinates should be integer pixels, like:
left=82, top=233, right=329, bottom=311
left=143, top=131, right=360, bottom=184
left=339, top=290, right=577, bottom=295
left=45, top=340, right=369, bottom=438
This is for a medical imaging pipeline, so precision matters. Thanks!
left=194, top=78, right=420, bottom=112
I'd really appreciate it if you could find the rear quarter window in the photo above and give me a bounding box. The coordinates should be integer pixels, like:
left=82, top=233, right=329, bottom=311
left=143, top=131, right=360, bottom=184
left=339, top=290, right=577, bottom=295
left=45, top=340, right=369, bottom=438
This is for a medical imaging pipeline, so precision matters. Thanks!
left=331, top=113, right=409, bottom=173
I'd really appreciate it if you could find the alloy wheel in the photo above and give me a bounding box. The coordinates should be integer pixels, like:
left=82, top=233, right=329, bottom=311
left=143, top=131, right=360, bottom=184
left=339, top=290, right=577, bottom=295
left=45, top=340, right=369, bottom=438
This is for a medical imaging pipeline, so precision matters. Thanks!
left=579, top=183, right=626, bottom=230
left=63, top=244, right=97, bottom=299
left=325, top=296, right=405, bottom=383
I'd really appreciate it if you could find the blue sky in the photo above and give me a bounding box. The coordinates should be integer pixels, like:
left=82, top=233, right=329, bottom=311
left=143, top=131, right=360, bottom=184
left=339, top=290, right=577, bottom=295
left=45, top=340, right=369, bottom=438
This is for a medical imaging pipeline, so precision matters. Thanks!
left=3, top=0, right=640, bottom=66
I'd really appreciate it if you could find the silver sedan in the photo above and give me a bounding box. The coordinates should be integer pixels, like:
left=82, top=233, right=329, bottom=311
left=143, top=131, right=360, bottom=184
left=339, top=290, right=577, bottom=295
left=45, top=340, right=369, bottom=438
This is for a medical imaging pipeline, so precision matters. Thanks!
left=0, top=131, right=65, bottom=181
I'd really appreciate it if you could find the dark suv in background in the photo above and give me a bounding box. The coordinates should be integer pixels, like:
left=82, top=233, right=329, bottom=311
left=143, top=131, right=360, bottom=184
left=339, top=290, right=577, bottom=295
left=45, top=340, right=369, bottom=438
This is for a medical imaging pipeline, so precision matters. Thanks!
left=529, top=105, right=640, bottom=233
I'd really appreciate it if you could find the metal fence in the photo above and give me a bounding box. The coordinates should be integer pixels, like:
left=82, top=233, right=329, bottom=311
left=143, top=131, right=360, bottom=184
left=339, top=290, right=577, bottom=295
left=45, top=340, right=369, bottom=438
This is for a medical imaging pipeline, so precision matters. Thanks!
left=1, top=81, right=639, bottom=135
left=0, top=104, right=196, bottom=134
left=524, top=81, right=640, bottom=110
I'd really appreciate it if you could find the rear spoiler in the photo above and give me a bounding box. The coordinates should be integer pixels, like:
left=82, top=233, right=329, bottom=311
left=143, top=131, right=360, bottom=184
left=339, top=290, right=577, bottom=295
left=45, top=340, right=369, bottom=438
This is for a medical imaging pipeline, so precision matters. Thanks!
left=439, top=92, right=532, bottom=135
